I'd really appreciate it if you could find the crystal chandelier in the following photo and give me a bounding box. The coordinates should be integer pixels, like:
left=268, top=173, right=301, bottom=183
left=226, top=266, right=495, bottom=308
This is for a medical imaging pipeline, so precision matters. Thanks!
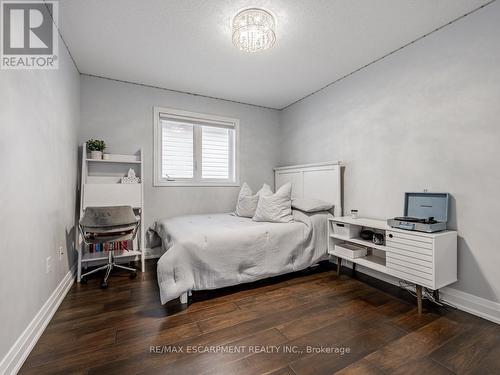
left=232, top=8, right=276, bottom=53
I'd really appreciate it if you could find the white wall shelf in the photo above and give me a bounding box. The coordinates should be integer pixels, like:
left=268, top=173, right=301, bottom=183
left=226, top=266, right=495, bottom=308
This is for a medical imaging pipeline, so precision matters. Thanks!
left=86, top=158, right=141, bottom=164
left=82, top=250, right=142, bottom=262
left=77, top=143, right=146, bottom=282
left=330, top=250, right=387, bottom=273
left=330, top=234, right=387, bottom=251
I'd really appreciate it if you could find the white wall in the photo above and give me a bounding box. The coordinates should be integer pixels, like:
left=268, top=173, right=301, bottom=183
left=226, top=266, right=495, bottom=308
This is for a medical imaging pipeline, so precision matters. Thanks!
left=79, top=75, right=281, bottom=229
left=279, top=3, right=500, bottom=303
left=0, top=38, right=80, bottom=362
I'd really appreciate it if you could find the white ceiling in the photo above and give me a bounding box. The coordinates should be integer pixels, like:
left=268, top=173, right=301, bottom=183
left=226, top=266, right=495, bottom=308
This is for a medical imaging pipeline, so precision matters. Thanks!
left=59, top=0, right=490, bottom=109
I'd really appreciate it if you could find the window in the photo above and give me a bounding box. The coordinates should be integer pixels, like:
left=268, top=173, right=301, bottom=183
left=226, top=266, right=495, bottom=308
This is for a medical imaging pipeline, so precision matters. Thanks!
left=154, top=107, right=239, bottom=186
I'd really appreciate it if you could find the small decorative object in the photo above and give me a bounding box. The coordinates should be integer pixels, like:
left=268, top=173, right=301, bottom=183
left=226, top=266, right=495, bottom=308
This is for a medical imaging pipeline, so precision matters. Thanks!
left=121, top=168, right=141, bottom=184
left=87, top=139, right=106, bottom=160
left=102, top=153, right=111, bottom=160
left=350, top=209, right=358, bottom=219
left=373, top=233, right=385, bottom=245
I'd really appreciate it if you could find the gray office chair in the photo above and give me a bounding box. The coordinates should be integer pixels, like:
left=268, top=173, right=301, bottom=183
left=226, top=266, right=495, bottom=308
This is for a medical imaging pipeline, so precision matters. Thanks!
left=79, top=206, right=140, bottom=288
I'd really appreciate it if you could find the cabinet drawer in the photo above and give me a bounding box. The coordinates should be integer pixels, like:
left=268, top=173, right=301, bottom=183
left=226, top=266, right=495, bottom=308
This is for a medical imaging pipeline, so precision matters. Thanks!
left=387, top=231, right=433, bottom=249
left=387, top=254, right=433, bottom=275
left=388, top=262, right=433, bottom=280
left=388, top=269, right=434, bottom=289
left=387, top=251, right=432, bottom=269
left=386, top=246, right=432, bottom=262
left=386, top=240, right=433, bottom=256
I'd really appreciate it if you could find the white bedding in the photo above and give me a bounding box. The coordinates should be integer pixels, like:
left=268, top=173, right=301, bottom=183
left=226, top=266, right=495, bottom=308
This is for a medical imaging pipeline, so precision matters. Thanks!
left=154, top=210, right=332, bottom=304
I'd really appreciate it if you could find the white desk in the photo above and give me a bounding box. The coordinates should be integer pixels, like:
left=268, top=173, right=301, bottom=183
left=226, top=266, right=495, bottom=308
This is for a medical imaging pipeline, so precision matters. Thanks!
left=77, top=144, right=146, bottom=282
left=328, top=217, right=457, bottom=313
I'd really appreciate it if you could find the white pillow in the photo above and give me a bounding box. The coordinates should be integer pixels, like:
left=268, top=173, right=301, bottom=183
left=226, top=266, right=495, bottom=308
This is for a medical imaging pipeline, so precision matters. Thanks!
left=253, top=183, right=293, bottom=223
left=235, top=183, right=272, bottom=218
left=292, top=198, right=333, bottom=213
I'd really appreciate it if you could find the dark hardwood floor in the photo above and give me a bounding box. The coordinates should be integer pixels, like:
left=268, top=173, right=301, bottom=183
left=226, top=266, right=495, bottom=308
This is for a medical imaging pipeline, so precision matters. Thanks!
left=20, top=260, right=500, bottom=375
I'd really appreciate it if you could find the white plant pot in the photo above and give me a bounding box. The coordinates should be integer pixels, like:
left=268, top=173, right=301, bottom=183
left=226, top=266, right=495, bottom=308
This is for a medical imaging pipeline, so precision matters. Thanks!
left=90, top=151, right=102, bottom=160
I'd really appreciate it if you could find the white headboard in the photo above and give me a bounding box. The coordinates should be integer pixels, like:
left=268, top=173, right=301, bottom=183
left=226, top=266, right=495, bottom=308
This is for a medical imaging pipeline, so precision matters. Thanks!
left=274, top=161, right=342, bottom=216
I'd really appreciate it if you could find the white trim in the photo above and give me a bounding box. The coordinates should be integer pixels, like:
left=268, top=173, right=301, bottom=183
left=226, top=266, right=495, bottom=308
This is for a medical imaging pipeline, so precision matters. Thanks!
left=153, top=181, right=241, bottom=187
left=439, top=287, right=500, bottom=324
left=0, top=266, right=76, bottom=375
left=153, top=106, right=240, bottom=187
left=331, top=259, right=500, bottom=325
left=274, top=161, right=342, bottom=171
left=156, top=107, right=239, bottom=128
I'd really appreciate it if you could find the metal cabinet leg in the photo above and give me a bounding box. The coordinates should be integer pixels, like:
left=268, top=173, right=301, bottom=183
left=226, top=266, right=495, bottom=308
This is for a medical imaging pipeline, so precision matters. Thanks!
left=337, top=257, right=342, bottom=276
left=416, top=285, right=423, bottom=314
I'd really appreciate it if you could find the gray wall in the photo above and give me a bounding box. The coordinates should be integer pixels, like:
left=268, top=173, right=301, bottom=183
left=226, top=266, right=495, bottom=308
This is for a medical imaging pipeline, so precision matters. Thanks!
left=0, top=39, right=80, bottom=359
left=79, top=75, right=281, bottom=229
left=279, top=4, right=500, bottom=303
left=2, top=1, right=498, bottom=367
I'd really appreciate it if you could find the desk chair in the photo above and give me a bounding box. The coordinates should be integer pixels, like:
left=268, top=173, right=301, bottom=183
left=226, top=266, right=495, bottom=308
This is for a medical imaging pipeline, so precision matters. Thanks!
left=79, top=206, right=140, bottom=288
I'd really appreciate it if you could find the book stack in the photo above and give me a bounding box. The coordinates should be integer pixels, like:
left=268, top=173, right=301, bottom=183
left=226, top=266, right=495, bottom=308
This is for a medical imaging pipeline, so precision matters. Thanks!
left=88, top=240, right=133, bottom=253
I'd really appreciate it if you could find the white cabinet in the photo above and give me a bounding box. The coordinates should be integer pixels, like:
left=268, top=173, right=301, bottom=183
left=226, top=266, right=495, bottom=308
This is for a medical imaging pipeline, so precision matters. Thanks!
left=328, top=217, right=457, bottom=313
left=386, top=229, right=457, bottom=289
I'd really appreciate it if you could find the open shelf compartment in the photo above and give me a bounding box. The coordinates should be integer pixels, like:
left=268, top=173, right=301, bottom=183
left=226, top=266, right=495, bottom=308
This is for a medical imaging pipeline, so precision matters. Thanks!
left=328, top=217, right=388, bottom=274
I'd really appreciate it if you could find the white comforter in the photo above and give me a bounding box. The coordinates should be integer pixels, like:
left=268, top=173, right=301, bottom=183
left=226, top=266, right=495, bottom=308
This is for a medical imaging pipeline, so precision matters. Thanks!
left=154, top=210, right=331, bottom=304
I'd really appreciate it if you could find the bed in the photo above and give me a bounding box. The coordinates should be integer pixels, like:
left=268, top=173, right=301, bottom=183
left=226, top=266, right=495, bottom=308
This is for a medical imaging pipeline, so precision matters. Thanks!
left=154, top=162, right=342, bottom=304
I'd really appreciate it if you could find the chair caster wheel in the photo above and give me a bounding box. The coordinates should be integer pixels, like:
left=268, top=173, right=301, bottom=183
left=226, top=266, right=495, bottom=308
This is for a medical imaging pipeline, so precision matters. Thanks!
left=130, top=272, right=137, bottom=279
left=100, top=281, right=108, bottom=289
left=80, top=277, right=87, bottom=285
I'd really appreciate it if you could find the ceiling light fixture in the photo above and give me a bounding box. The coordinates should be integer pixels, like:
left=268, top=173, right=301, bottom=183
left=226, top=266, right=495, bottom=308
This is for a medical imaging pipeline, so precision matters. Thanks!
left=232, top=8, right=276, bottom=53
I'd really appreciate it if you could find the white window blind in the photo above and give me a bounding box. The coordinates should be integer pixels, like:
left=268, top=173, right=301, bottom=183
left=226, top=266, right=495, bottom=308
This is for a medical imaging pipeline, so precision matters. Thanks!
left=155, top=108, right=238, bottom=186
left=161, top=121, right=194, bottom=179
left=202, top=126, right=232, bottom=179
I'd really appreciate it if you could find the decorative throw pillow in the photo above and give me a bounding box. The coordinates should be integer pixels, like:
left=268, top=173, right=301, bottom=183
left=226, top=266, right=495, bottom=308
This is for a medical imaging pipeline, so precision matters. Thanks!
left=235, top=183, right=272, bottom=218
left=253, top=182, right=293, bottom=223
left=292, top=198, right=333, bottom=213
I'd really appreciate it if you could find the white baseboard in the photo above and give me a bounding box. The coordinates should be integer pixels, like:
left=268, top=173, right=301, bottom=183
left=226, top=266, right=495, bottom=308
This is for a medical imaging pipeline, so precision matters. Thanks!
left=0, top=266, right=76, bottom=375
left=440, top=287, right=500, bottom=324
left=330, top=258, right=500, bottom=325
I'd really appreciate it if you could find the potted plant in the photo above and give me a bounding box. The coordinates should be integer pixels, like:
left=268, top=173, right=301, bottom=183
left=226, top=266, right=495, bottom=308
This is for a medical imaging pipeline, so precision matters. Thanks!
left=87, top=139, right=106, bottom=160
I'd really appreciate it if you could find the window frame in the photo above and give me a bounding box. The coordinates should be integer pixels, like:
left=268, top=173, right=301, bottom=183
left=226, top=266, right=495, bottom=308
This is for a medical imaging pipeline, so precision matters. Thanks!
left=153, top=106, right=240, bottom=187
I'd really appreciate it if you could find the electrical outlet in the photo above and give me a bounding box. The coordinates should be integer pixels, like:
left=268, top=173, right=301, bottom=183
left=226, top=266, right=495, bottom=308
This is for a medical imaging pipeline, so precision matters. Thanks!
left=59, top=246, right=64, bottom=261
left=46, top=256, right=52, bottom=273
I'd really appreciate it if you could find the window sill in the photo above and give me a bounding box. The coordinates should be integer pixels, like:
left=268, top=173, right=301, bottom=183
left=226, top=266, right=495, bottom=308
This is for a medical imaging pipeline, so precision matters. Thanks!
left=154, top=180, right=241, bottom=187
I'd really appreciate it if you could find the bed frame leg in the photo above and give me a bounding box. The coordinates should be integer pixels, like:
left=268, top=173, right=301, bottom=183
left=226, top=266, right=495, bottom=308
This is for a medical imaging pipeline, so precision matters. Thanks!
left=180, top=292, right=188, bottom=304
